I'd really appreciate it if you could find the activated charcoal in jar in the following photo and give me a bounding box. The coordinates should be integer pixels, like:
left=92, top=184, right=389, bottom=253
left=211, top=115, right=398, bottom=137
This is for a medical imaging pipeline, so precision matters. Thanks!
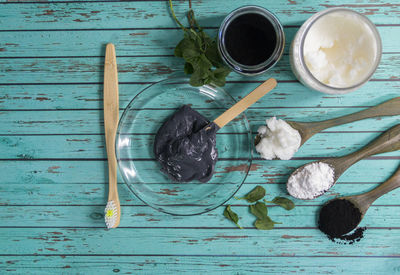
left=218, top=6, right=285, bottom=75
left=224, top=13, right=277, bottom=66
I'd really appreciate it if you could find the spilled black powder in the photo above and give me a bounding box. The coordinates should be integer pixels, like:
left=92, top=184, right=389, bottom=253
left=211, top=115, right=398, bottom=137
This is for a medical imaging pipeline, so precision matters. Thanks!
left=154, top=105, right=219, bottom=183
left=318, top=199, right=366, bottom=244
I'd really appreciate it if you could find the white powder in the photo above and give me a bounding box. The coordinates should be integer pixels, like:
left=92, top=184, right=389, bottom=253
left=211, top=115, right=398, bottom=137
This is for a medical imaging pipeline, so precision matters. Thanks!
left=255, top=117, right=301, bottom=160
left=287, top=162, right=335, bottom=200
left=303, top=11, right=378, bottom=88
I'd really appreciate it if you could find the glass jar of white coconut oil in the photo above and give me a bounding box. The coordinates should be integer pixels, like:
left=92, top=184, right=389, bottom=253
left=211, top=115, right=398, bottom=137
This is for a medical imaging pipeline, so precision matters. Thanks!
left=290, top=8, right=382, bottom=94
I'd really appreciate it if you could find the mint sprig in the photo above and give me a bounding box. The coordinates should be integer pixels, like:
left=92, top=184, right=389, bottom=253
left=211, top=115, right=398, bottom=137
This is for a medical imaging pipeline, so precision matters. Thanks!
left=169, top=0, right=231, bottom=87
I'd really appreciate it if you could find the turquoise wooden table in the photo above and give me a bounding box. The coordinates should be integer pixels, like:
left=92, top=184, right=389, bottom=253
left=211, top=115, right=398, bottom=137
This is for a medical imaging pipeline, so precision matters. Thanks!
left=0, top=0, right=399, bottom=274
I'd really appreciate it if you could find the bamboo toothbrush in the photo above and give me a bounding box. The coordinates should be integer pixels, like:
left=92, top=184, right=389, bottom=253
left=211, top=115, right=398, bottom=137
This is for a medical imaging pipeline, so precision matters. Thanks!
left=103, top=43, right=121, bottom=229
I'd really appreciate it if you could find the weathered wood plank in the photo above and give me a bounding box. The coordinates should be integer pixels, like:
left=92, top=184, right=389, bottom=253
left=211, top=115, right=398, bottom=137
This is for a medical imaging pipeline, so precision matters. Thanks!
left=0, top=159, right=398, bottom=184
left=0, top=54, right=398, bottom=84
left=0, top=26, right=398, bottom=57
left=0, top=0, right=398, bottom=30
left=0, top=109, right=398, bottom=134
left=0, top=227, right=399, bottom=256
left=1, top=204, right=399, bottom=228
left=1, top=162, right=399, bottom=204
left=0, top=81, right=399, bottom=110
left=1, top=255, right=399, bottom=274
left=2, top=132, right=399, bottom=159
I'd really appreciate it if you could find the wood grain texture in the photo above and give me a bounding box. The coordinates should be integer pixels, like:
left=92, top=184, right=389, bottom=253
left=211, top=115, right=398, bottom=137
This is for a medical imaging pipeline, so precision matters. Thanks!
left=1, top=204, right=400, bottom=228
left=1, top=27, right=400, bottom=58
left=0, top=228, right=399, bottom=256
left=0, top=0, right=399, bottom=30
left=0, top=0, right=399, bottom=273
left=0, top=54, right=399, bottom=84
left=1, top=132, right=400, bottom=159
left=0, top=109, right=398, bottom=134
left=1, top=256, right=399, bottom=274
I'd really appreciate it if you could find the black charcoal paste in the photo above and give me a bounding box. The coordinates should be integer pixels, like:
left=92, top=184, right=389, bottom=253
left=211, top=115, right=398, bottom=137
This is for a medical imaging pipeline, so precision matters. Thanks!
left=154, top=105, right=219, bottom=183
left=318, top=199, right=366, bottom=244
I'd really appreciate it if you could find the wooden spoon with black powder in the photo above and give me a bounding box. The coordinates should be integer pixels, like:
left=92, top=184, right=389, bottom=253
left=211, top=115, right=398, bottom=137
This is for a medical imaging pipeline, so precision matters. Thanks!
left=319, top=166, right=400, bottom=243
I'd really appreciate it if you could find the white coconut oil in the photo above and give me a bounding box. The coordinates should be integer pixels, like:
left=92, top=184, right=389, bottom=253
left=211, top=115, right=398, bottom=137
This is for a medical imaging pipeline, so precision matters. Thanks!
left=290, top=8, right=382, bottom=94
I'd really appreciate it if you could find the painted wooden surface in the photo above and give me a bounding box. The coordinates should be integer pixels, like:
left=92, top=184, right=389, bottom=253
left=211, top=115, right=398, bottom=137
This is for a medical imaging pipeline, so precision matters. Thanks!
left=0, top=0, right=399, bottom=274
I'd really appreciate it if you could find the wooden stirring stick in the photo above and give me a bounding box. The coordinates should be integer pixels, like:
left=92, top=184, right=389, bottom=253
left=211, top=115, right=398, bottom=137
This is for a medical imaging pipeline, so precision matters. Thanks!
left=213, top=78, right=277, bottom=129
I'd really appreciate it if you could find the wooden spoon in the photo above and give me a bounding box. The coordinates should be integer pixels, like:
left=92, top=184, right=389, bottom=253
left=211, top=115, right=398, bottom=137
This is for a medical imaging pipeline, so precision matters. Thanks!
left=288, top=123, right=400, bottom=200
left=341, top=165, right=400, bottom=222
left=255, top=97, right=400, bottom=146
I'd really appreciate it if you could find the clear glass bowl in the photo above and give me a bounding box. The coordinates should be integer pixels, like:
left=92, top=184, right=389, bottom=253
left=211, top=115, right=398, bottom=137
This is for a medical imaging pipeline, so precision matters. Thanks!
left=116, top=77, right=252, bottom=215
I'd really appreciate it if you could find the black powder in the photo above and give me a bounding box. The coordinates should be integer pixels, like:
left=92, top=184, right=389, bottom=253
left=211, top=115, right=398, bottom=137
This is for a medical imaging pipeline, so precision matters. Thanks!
left=318, top=199, right=366, bottom=244
left=224, top=13, right=277, bottom=66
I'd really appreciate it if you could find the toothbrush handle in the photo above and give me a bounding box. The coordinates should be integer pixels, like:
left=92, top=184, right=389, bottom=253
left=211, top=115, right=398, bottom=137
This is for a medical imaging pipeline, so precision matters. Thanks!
left=104, top=43, right=120, bottom=204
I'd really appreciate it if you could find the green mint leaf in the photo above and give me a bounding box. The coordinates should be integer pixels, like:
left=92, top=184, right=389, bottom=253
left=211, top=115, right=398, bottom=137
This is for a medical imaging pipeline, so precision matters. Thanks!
left=182, top=48, right=201, bottom=63
left=205, top=40, right=224, bottom=67
left=249, top=202, right=268, bottom=220
left=236, top=185, right=266, bottom=203
left=254, top=216, right=281, bottom=230
left=197, top=54, right=213, bottom=70
left=265, top=197, right=295, bottom=211
left=209, top=67, right=231, bottom=86
left=223, top=205, right=242, bottom=229
left=189, top=72, right=205, bottom=87
left=174, top=34, right=197, bottom=57
left=184, top=62, right=194, bottom=74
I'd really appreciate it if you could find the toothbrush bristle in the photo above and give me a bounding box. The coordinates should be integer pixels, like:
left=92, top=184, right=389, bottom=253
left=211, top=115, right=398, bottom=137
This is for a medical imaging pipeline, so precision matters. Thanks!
left=105, top=200, right=118, bottom=229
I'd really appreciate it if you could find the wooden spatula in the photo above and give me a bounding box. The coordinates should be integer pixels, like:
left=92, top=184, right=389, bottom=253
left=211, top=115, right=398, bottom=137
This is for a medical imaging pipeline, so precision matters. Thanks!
left=213, top=78, right=277, bottom=129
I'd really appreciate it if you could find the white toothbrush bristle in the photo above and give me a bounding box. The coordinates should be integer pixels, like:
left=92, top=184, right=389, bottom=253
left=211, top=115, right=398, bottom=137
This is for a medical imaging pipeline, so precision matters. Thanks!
left=105, top=200, right=118, bottom=229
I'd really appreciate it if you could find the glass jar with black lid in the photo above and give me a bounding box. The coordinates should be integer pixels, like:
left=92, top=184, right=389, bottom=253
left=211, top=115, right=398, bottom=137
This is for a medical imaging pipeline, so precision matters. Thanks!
left=218, top=5, right=285, bottom=76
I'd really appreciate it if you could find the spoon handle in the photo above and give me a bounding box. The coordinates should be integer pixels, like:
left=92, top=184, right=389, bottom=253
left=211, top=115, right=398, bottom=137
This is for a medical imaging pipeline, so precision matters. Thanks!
left=351, top=166, right=400, bottom=214
left=309, top=97, right=400, bottom=132
left=334, top=124, right=400, bottom=175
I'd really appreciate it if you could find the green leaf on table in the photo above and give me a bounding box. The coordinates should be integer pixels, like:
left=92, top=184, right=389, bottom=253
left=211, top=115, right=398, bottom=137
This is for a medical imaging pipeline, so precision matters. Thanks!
left=223, top=205, right=242, bottom=229
left=174, top=36, right=197, bottom=57
left=205, top=40, right=223, bottom=67
left=208, top=67, right=231, bottom=87
left=184, top=62, right=194, bottom=74
left=265, top=197, right=295, bottom=211
left=235, top=185, right=266, bottom=203
left=254, top=217, right=282, bottom=230
left=249, top=202, right=269, bottom=220
left=169, top=1, right=231, bottom=87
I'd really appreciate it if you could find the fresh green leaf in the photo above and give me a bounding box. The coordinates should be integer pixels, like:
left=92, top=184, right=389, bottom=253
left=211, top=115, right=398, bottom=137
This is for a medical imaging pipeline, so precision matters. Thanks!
left=254, top=216, right=282, bottom=230
left=184, top=62, right=194, bottom=74
left=265, top=197, right=295, bottom=211
left=174, top=36, right=197, bottom=57
left=169, top=1, right=231, bottom=87
left=189, top=72, right=205, bottom=87
left=209, top=67, right=231, bottom=86
left=205, top=40, right=223, bottom=67
left=249, top=202, right=268, bottom=220
left=235, top=185, right=266, bottom=203
left=223, top=205, right=242, bottom=229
